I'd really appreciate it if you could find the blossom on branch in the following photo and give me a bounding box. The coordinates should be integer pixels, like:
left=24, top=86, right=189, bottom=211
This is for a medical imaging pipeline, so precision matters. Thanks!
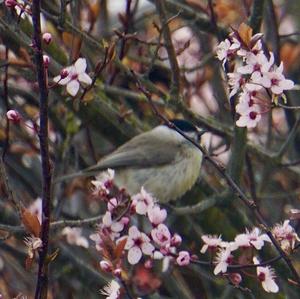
left=213, top=248, right=233, bottom=275
left=200, top=235, right=223, bottom=253
left=253, top=257, right=279, bottom=293
left=53, top=58, right=92, bottom=96
left=124, top=226, right=155, bottom=265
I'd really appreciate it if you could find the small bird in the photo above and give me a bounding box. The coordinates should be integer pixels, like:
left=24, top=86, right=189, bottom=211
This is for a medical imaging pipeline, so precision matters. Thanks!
left=56, top=119, right=206, bottom=202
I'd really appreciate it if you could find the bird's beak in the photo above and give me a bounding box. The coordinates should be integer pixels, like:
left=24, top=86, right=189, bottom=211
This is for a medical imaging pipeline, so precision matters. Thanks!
left=196, top=128, right=208, bottom=137
left=196, top=128, right=208, bottom=142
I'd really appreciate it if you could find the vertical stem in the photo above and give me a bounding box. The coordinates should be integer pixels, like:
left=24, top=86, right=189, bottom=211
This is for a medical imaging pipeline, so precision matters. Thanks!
left=32, top=1, right=52, bottom=298
left=2, top=47, right=9, bottom=160
left=155, top=0, right=181, bottom=101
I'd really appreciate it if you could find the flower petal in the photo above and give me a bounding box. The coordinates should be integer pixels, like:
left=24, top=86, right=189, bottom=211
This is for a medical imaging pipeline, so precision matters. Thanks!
left=128, top=246, right=142, bottom=265
left=78, top=72, right=92, bottom=85
left=66, top=80, right=80, bottom=96
left=75, top=58, right=87, bottom=73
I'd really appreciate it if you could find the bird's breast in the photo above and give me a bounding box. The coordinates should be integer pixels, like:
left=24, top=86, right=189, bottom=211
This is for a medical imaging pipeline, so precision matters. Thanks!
left=113, top=146, right=203, bottom=202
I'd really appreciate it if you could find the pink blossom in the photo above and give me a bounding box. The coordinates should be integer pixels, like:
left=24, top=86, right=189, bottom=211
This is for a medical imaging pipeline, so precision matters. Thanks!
left=200, top=235, right=223, bottom=253
left=132, top=187, right=155, bottom=215
left=253, top=257, right=279, bottom=293
left=213, top=249, right=233, bottom=275
left=234, top=227, right=270, bottom=250
left=216, top=38, right=240, bottom=66
left=227, top=72, right=244, bottom=98
left=101, top=211, right=124, bottom=240
left=125, top=226, right=154, bottom=265
left=89, top=232, right=103, bottom=251
left=107, top=198, right=118, bottom=212
left=263, top=63, right=294, bottom=95
left=176, top=251, right=190, bottom=266
left=237, top=34, right=263, bottom=57
left=147, top=205, right=167, bottom=226
left=237, top=52, right=274, bottom=76
left=272, top=220, right=300, bottom=251
left=91, top=169, right=115, bottom=196
left=61, top=227, right=89, bottom=248
left=151, top=223, right=171, bottom=247
left=6, top=110, right=21, bottom=123
left=53, top=58, right=92, bottom=96
left=236, top=106, right=261, bottom=128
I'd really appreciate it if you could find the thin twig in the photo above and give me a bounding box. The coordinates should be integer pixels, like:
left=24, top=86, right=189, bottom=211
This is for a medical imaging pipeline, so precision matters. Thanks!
left=2, top=47, right=10, bottom=160
left=277, top=116, right=300, bottom=158
left=108, top=0, right=133, bottom=85
left=0, top=214, right=103, bottom=234
left=155, top=0, right=182, bottom=101
left=31, top=0, right=52, bottom=298
left=278, top=103, right=300, bottom=110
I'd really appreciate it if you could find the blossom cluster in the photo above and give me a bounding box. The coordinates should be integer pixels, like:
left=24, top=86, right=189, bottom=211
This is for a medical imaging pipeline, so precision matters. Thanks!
left=201, top=220, right=299, bottom=293
left=90, top=170, right=187, bottom=266
left=88, top=169, right=191, bottom=297
left=216, top=24, right=294, bottom=128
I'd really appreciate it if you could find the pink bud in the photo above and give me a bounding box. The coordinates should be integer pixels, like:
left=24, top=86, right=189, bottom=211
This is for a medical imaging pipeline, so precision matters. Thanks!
left=42, top=33, right=52, bottom=45
left=144, top=259, right=153, bottom=269
left=113, top=268, right=122, bottom=278
left=120, top=217, right=130, bottom=226
left=229, top=273, right=242, bottom=285
left=171, top=234, right=182, bottom=247
left=99, top=260, right=112, bottom=273
left=5, top=0, right=16, bottom=8
left=43, top=55, right=50, bottom=68
left=60, top=68, right=69, bottom=79
left=176, top=251, right=190, bottom=266
left=6, top=110, right=21, bottom=123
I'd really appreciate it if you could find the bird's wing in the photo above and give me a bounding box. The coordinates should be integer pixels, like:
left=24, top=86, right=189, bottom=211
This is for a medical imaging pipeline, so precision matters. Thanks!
left=85, top=130, right=180, bottom=172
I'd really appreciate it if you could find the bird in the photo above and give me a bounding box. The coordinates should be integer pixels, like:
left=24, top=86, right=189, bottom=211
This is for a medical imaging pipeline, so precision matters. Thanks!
left=55, top=119, right=206, bottom=202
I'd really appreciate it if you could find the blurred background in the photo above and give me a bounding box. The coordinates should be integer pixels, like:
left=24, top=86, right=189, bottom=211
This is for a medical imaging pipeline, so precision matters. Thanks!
left=0, top=0, right=300, bottom=298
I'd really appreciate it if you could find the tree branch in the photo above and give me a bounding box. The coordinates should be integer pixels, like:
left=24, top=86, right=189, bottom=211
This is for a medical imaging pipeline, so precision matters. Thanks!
left=31, top=1, right=52, bottom=298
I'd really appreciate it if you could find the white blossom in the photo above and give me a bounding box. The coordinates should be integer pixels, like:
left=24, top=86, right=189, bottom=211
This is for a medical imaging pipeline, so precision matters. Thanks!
left=54, top=58, right=92, bottom=96
left=253, top=257, right=279, bottom=293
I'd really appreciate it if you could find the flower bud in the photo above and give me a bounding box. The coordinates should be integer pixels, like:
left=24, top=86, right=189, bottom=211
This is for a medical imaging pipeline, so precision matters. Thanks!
left=113, top=268, right=122, bottom=278
left=99, top=260, right=112, bottom=273
left=171, top=234, right=182, bottom=246
left=43, top=55, right=50, bottom=68
left=60, top=68, right=69, bottom=79
left=42, top=33, right=52, bottom=45
left=229, top=272, right=242, bottom=285
left=6, top=110, right=21, bottom=124
left=144, top=259, right=153, bottom=269
left=5, top=0, right=16, bottom=8
left=176, top=251, right=190, bottom=266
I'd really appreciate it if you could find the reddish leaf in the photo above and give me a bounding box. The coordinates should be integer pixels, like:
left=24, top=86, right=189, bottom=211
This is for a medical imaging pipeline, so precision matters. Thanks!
left=115, top=237, right=127, bottom=260
left=21, top=208, right=41, bottom=237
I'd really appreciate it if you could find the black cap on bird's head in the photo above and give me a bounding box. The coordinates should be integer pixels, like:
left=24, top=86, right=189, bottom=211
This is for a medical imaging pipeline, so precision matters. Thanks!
left=167, top=119, right=207, bottom=142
